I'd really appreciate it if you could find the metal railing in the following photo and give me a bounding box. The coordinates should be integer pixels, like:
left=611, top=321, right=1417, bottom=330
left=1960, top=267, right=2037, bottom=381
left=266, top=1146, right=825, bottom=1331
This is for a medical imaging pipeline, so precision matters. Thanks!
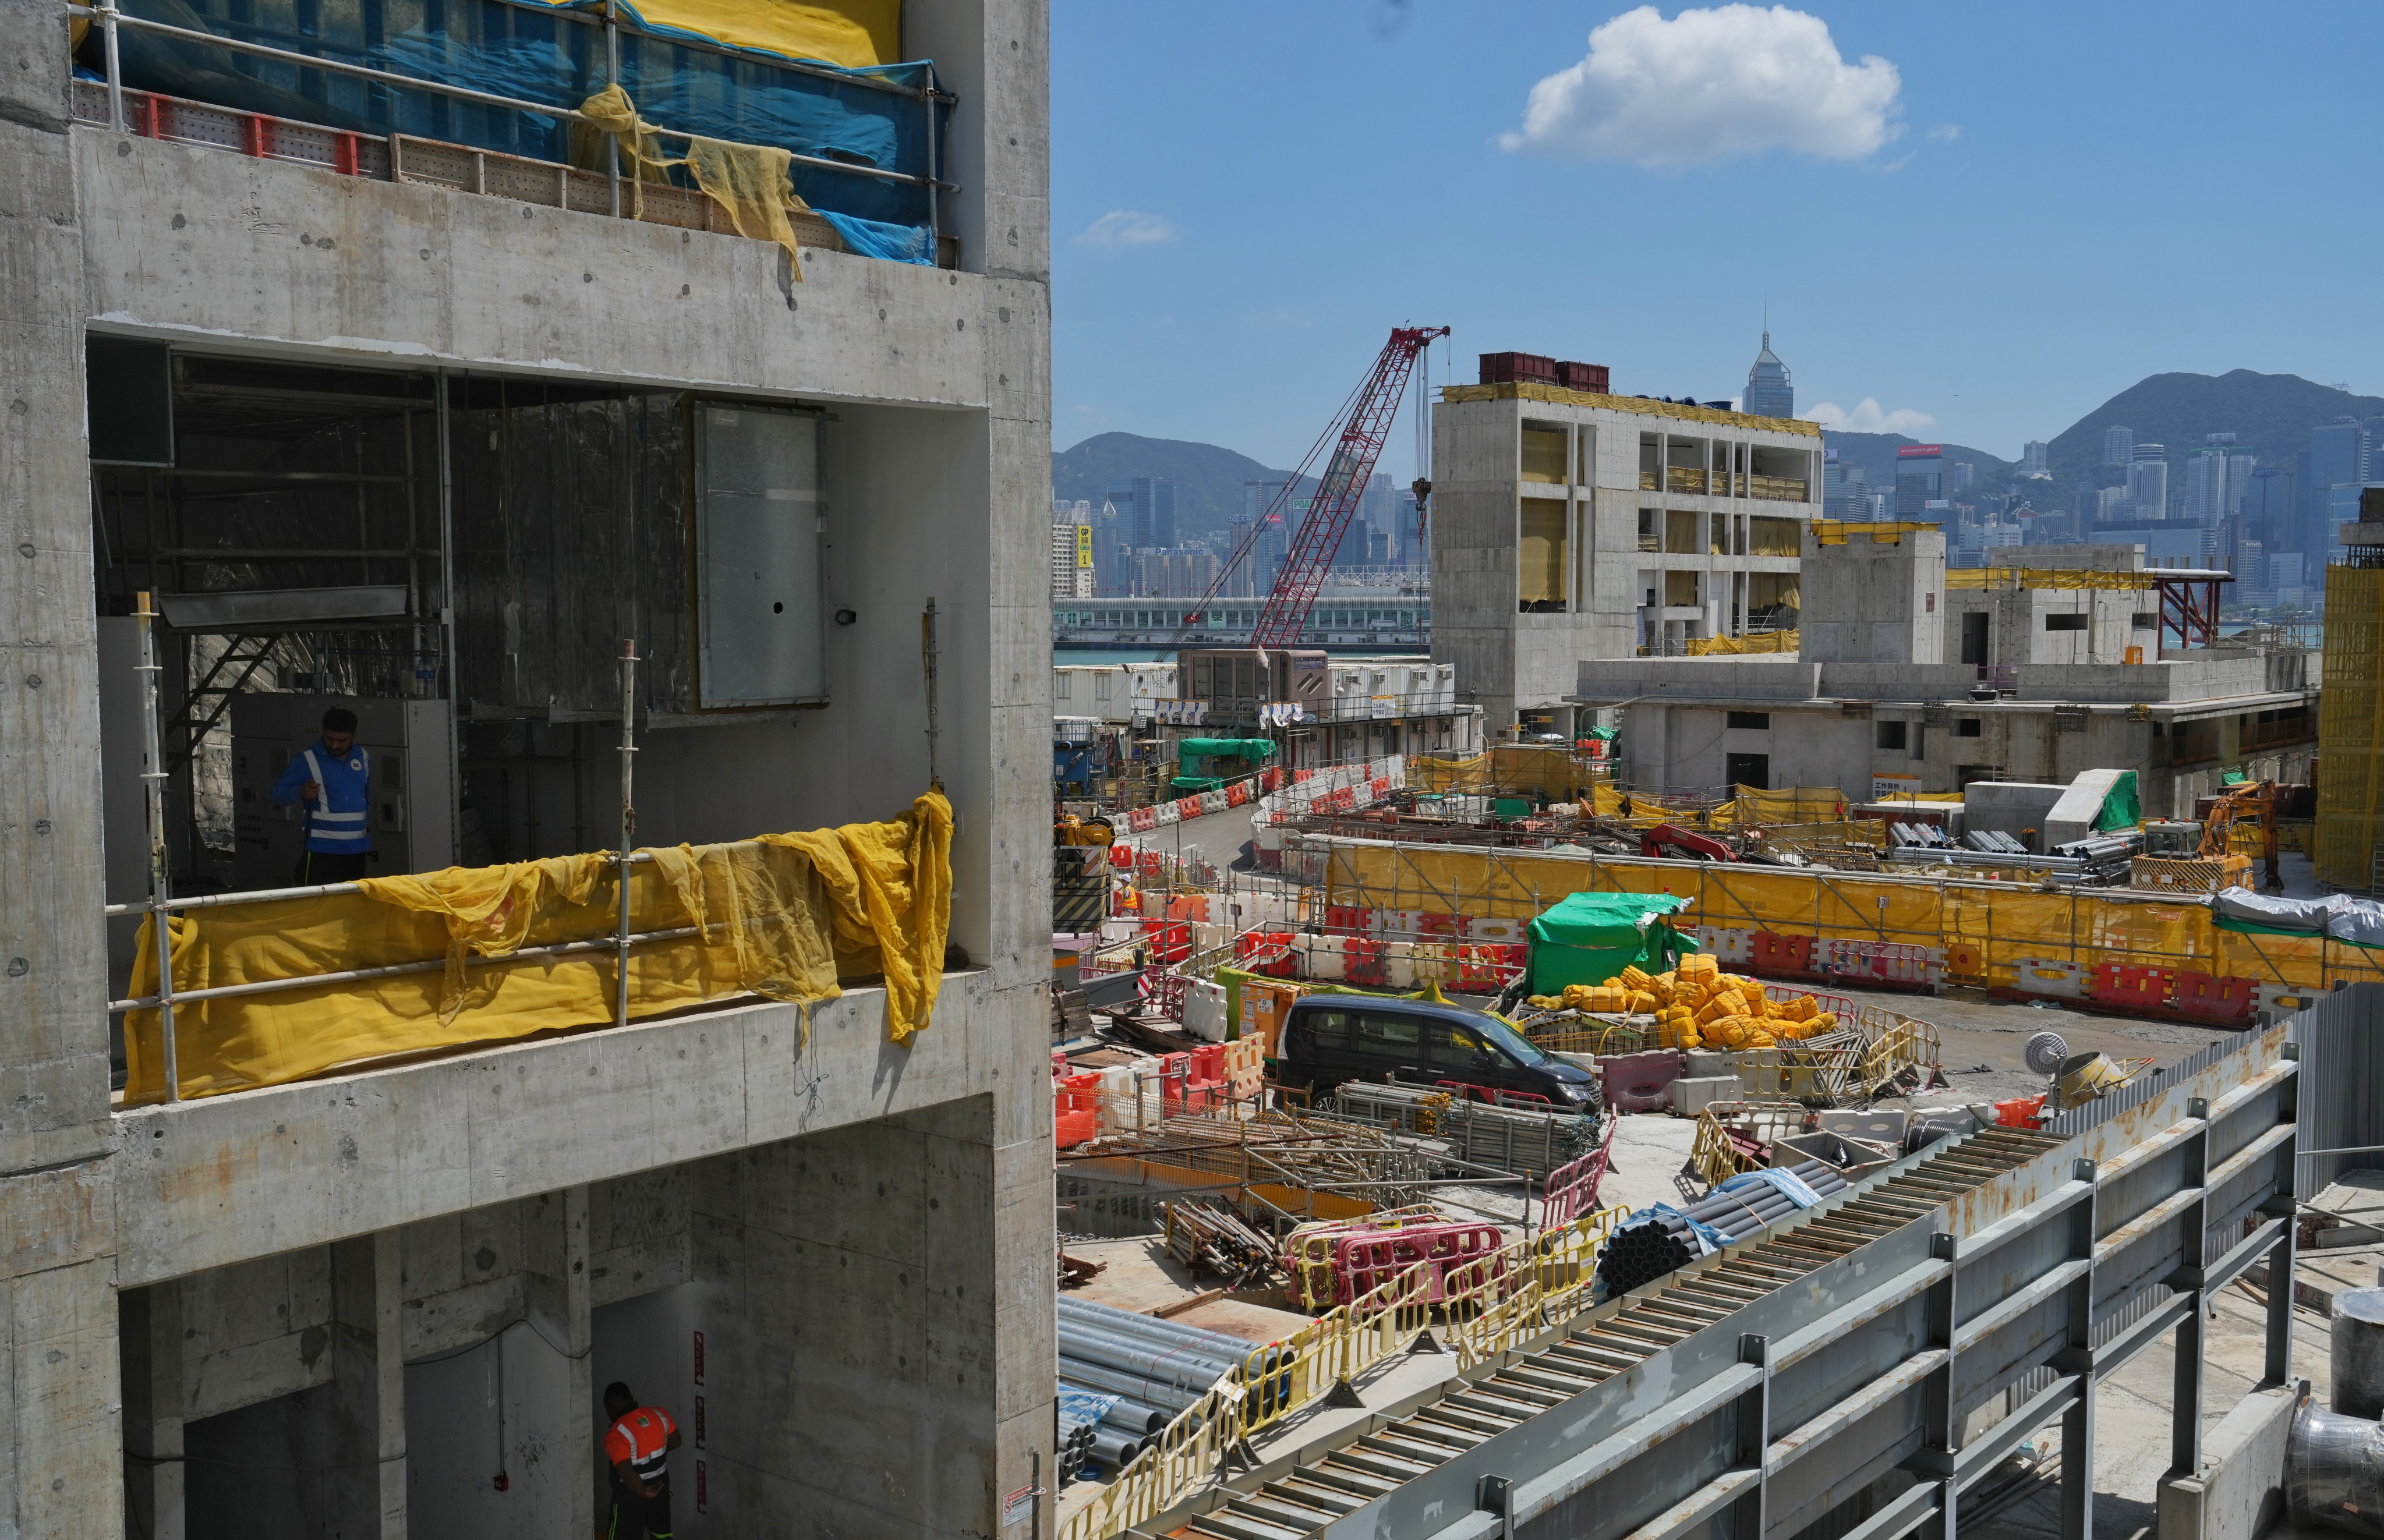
left=107, top=600, right=651, bottom=1104
left=69, top=0, right=954, bottom=235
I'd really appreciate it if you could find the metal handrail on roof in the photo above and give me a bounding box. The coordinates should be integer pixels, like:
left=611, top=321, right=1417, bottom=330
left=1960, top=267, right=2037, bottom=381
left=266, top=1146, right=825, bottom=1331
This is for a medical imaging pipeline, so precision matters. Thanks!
left=65, top=2, right=958, bottom=192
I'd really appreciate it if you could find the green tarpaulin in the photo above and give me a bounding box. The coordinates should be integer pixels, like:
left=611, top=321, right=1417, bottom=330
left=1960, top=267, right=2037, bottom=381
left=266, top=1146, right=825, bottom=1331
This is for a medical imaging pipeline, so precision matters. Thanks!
left=2091, top=770, right=2140, bottom=833
left=1178, top=738, right=1276, bottom=760
left=1526, top=891, right=1694, bottom=996
left=1169, top=776, right=1228, bottom=794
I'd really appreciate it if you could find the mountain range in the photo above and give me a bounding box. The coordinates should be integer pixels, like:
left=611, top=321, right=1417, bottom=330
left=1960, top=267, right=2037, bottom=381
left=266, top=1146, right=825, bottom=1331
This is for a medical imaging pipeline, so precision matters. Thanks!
left=1054, top=370, right=2384, bottom=535
left=1052, top=433, right=1290, bottom=543
left=2038, top=370, right=2384, bottom=490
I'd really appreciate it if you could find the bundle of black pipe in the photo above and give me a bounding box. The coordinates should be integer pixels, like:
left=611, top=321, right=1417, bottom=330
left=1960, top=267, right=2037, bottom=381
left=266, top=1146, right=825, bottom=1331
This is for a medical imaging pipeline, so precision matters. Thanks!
left=1594, top=1161, right=1848, bottom=1297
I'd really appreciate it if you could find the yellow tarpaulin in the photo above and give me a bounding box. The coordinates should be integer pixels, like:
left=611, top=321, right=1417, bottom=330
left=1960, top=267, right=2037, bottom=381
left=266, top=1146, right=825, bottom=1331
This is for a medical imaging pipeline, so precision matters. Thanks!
left=1320, top=840, right=2384, bottom=995
left=578, top=84, right=811, bottom=271
left=124, top=794, right=950, bottom=1103
left=1684, top=630, right=1799, bottom=656
left=517, top=0, right=899, bottom=70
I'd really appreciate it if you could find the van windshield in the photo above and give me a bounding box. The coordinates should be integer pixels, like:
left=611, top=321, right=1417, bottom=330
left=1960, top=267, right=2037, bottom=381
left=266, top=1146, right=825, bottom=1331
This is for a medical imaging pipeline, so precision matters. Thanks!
left=1476, top=1014, right=1548, bottom=1066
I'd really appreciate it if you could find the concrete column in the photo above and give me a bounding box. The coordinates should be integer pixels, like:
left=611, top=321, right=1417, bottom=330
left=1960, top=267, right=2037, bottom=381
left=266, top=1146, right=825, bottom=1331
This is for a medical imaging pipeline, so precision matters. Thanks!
left=329, top=1230, right=407, bottom=1537
left=524, top=1184, right=594, bottom=1540
left=121, top=1281, right=185, bottom=1540
left=0, top=1, right=125, bottom=1536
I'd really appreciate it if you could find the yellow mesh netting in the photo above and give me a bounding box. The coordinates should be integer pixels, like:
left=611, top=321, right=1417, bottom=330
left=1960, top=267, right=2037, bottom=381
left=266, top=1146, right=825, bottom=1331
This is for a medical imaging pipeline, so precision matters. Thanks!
left=1318, top=840, right=2384, bottom=994
left=512, top=1, right=899, bottom=70
left=578, top=84, right=809, bottom=274
left=123, top=793, right=950, bottom=1103
left=1684, top=630, right=1799, bottom=656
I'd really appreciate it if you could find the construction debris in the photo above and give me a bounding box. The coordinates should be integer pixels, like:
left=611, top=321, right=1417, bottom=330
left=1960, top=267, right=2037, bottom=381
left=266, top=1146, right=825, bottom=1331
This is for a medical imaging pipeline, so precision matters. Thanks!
left=1162, top=1200, right=1281, bottom=1289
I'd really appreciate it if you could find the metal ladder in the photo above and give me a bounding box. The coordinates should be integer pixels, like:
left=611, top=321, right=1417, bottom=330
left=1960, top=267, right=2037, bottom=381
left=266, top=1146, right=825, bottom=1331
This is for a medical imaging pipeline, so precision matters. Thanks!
left=161, top=634, right=278, bottom=774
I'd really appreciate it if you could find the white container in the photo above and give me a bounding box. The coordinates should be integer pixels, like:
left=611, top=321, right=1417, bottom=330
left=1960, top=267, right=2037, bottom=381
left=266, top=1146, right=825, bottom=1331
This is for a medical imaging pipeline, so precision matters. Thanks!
left=1674, top=1075, right=1743, bottom=1117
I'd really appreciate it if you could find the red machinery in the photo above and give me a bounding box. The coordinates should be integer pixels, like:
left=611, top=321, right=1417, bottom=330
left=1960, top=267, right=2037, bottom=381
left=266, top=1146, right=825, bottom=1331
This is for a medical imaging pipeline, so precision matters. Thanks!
left=1641, top=823, right=1736, bottom=862
left=1182, top=326, right=1449, bottom=646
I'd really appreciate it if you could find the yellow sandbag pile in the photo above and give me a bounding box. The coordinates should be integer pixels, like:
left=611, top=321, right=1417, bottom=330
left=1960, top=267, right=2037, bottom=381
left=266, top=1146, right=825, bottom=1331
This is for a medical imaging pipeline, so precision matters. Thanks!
left=1553, top=954, right=1846, bottom=1051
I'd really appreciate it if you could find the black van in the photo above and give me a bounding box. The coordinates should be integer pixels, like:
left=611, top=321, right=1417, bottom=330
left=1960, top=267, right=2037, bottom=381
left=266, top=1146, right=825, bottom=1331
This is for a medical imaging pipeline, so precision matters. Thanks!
left=1277, top=994, right=1598, bottom=1109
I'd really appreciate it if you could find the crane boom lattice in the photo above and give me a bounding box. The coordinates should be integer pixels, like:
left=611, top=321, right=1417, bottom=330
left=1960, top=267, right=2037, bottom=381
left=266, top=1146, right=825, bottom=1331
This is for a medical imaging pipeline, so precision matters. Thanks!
left=1177, top=325, right=1448, bottom=647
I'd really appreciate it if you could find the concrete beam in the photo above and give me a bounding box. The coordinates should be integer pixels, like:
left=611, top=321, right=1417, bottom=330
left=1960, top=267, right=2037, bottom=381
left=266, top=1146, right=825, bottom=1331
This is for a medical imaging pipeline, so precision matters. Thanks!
left=76, top=131, right=991, bottom=410
left=112, top=970, right=1023, bottom=1285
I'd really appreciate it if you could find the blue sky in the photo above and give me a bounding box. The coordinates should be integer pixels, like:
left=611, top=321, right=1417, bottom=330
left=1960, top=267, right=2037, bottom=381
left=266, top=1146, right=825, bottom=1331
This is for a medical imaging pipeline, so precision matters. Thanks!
left=1051, top=1, right=2384, bottom=478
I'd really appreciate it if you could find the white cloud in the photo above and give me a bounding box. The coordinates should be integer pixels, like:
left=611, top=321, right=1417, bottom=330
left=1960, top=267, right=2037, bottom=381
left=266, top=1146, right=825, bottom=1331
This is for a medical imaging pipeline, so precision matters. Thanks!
left=1927, top=123, right=1961, bottom=141
left=1072, top=210, right=1182, bottom=249
left=1500, top=5, right=1901, bottom=169
left=1801, top=398, right=1937, bottom=435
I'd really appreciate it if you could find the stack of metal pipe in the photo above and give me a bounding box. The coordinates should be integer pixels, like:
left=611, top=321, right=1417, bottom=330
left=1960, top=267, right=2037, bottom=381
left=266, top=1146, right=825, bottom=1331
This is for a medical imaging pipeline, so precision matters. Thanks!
left=1329, top=1080, right=1449, bottom=1134
left=1594, top=1160, right=1849, bottom=1297
left=1056, top=1297, right=1258, bottom=1473
left=1438, top=1098, right=1603, bottom=1180
left=1055, top=1394, right=1101, bottom=1484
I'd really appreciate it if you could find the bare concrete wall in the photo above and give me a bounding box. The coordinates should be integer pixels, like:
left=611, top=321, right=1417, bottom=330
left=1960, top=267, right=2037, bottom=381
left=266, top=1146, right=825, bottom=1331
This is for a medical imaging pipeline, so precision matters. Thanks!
left=688, top=1096, right=1053, bottom=1537
left=0, top=6, right=123, bottom=1536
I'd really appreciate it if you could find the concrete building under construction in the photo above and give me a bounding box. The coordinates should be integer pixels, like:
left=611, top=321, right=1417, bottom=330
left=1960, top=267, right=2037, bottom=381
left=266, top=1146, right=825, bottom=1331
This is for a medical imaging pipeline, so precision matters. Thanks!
left=1573, top=529, right=2316, bottom=817
left=1, top=2, right=1055, bottom=1535
left=1430, top=374, right=1824, bottom=741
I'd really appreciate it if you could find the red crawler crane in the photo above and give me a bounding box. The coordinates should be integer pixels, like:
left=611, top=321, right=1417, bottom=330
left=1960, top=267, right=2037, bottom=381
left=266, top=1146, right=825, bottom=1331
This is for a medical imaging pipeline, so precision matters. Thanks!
left=1180, top=325, right=1448, bottom=646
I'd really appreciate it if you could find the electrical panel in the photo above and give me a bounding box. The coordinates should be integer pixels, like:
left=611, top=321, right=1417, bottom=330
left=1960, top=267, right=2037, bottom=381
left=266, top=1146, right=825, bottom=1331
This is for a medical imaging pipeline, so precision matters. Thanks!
left=231, top=695, right=454, bottom=889
left=693, top=402, right=827, bottom=708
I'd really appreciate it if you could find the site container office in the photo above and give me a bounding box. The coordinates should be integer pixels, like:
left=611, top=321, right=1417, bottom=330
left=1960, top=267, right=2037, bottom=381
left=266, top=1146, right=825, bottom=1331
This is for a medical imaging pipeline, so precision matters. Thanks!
left=7, top=2, right=1059, bottom=1537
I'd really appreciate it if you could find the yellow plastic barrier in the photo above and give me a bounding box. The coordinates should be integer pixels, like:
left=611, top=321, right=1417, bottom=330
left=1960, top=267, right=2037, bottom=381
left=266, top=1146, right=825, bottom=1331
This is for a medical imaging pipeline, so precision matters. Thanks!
left=1318, top=838, right=2384, bottom=996
left=1059, top=1258, right=1434, bottom=1540
left=1060, top=1202, right=1628, bottom=1540
left=124, top=794, right=952, bottom=1103
left=1444, top=1205, right=1624, bottom=1369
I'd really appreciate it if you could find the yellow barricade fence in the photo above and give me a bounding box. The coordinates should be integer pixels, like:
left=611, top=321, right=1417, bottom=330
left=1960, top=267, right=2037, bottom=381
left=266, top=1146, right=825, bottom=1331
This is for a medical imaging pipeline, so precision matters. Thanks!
left=1059, top=1258, right=1433, bottom=1540
left=1443, top=1205, right=1625, bottom=1370
left=121, top=794, right=953, bottom=1102
left=1060, top=1204, right=1626, bottom=1540
left=1317, top=839, right=2381, bottom=996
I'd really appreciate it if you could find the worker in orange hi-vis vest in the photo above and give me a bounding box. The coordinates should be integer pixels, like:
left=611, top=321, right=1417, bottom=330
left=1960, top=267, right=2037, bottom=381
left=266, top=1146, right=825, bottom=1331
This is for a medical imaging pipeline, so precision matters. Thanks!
left=602, top=1381, right=682, bottom=1540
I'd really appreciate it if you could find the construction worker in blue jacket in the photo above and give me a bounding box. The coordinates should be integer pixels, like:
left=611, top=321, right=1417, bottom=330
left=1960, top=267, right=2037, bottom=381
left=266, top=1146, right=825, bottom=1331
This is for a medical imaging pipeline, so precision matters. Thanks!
left=268, top=706, right=374, bottom=883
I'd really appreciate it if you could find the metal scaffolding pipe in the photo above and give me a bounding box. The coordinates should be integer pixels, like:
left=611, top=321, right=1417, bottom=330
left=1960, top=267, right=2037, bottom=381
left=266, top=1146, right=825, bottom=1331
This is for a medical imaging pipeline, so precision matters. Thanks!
left=1057, top=1298, right=1258, bottom=1364
left=1057, top=1355, right=1207, bottom=1413
left=1057, top=1323, right=1239, bottom=1387
left=133, top=591, right=177, bottom=1100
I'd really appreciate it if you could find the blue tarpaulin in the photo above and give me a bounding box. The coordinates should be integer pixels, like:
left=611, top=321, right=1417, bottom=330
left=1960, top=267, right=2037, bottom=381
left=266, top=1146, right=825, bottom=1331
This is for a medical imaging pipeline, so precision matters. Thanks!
left=102, top=0, right=938, bottom=251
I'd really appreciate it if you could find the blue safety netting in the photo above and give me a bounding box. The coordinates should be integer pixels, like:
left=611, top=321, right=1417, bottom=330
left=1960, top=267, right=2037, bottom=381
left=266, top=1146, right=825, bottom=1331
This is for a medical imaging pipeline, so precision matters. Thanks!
left=98, top=0, right=939, bottom=253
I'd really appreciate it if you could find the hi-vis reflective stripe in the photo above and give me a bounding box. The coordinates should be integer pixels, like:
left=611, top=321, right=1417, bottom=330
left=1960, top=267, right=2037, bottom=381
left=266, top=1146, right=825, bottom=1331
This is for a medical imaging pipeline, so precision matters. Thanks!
left=311, top=826, right=369, bottom=844
left=313, top=810, right=367, bottom=823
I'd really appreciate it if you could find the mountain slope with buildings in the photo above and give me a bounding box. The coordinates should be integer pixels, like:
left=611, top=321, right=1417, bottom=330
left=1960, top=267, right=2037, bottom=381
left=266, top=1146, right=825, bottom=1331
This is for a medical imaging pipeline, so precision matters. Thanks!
left=1052, top=431, right=1289, bottom=542
left=1821, top=431, right=2012, bottom=494
left=2040, top=369, right=2384, bottom=488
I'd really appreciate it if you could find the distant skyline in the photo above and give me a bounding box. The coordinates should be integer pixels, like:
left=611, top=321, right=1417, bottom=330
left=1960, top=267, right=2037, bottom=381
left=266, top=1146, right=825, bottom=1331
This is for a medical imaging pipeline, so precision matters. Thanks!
left=1052, top=1, right=2384, bottom=482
